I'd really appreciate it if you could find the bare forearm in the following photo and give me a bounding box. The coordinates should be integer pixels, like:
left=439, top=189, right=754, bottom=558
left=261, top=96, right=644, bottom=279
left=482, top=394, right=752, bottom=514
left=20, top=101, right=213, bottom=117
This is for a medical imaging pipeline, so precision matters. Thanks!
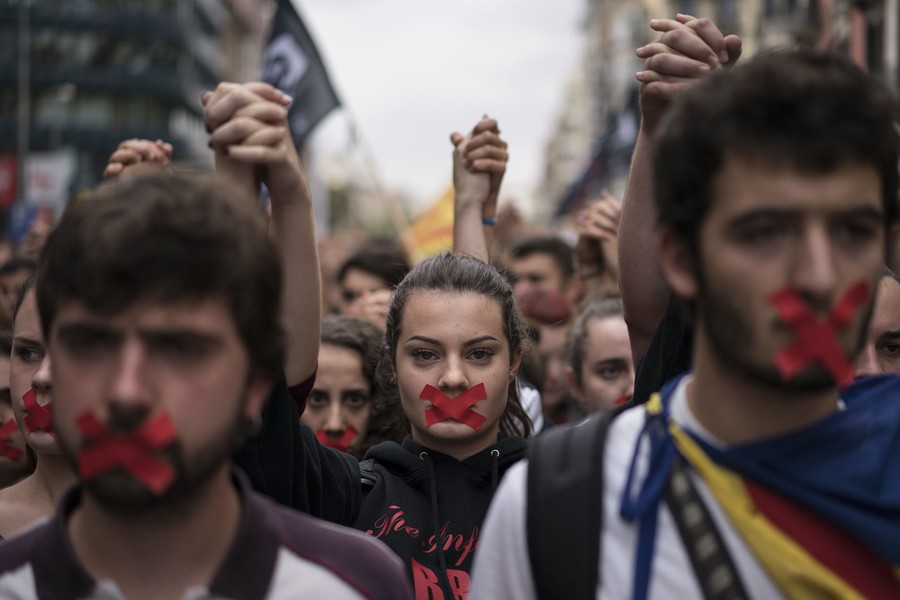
left=269, top=183, right=321, bottom=386
left=454, top=193, right=491, bottom=263
left=451, top=117, right=506, bottom=263
left=215, top=152, right=259, bottom=203
left=619, top=129, right=669, bottom=362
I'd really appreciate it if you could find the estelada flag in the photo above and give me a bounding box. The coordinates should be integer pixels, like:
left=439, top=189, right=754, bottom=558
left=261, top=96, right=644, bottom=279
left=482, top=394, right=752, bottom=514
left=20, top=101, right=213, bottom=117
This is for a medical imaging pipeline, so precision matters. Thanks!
left=261, top=0, right=340, bottom=149
left=403, top=185, right=455, bottom=263
left=666, top=374, right=900, bottom=598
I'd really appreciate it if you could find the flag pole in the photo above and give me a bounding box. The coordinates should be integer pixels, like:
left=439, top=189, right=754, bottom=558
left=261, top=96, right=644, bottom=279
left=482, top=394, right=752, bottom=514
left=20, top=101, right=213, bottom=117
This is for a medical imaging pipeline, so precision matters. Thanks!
left=264, top=1, right=419, bottom=259
left=342, top=109, right=421, bottom=261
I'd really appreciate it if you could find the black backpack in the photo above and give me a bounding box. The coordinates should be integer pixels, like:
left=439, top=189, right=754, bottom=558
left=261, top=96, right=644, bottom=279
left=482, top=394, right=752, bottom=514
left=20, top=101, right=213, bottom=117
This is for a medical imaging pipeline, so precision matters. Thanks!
left=526, top=405, right=748, bottom=600
left=526, top=406, right=626, bottom=600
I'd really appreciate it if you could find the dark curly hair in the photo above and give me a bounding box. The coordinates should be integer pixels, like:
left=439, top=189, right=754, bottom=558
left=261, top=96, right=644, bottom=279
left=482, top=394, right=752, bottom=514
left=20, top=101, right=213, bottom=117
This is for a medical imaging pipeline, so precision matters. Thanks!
left=655, top=49, right=899, bottom=259
left=37, top=173, right=284, bottom=378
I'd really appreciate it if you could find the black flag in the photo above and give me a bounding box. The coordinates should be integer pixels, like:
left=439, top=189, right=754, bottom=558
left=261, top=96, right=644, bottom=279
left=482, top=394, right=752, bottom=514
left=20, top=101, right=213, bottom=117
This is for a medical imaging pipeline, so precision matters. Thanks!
left=261, top=0, right=340, bottom=148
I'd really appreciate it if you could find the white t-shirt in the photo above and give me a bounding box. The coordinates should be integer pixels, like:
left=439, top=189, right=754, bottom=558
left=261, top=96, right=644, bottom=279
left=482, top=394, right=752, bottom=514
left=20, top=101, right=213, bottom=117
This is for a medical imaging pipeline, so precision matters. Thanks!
left=469, top=375, right=784, bottom=600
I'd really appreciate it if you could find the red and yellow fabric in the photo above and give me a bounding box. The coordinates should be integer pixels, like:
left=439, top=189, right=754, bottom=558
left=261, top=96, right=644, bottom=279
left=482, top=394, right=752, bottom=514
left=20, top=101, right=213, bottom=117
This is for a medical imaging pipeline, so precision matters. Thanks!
left=402, top=186, right=455, bottom=263
left=644, top=392, right=900, bottom=599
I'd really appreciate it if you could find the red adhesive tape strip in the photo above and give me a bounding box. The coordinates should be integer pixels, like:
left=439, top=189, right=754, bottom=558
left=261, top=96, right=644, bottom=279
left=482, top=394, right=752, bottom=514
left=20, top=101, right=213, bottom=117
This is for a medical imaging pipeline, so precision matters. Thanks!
left=769, top=281, right=869, bottom=387
left=22, top=389, right=53, bottom=434
left=76, top=412, right=177, bottom=496
left=0, top=420, right=24, bottom=462
left=420, top=383, right=488, bottom=430
left=315, top=425, right=359, bottom=453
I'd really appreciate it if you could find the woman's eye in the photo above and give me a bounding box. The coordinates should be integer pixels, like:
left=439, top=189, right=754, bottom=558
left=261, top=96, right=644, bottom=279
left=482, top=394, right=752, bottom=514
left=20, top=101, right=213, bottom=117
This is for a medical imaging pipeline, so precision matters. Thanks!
left=343, top=392, right=369, bottom=408
left=308, top=390, right=329, bottom=407
left=411, top=348, right=438, bottom=361
left=468, top=348, right=494, bottom=361
left=594, top=361, right=627, bottom=380
left=13, top=346, right=42, bottom=362
left=600, top=366, right=623, bottom=380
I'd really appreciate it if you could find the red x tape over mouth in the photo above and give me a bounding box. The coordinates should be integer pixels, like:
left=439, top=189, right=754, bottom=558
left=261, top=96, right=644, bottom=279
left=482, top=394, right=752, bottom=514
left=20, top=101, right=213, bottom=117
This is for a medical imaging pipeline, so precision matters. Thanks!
left=77, top=411, right=178, bottom=496
left=0, top=420, right=24, bottom=462
left=315, top=425, right=359, bottom=453
left=22, top=389, right=53, bottom=435
left=769, top=280, right=869, bottom=387
left=421, top=383, right=488, bottom=430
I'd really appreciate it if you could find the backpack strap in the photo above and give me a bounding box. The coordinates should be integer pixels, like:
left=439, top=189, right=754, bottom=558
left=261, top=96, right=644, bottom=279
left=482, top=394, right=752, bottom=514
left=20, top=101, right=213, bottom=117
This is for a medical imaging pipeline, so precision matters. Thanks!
left=527, top=406, right=627, bottom=600
left=359, top=458, right=377, bottom=488
left=663, top=457, right=749, bottom=600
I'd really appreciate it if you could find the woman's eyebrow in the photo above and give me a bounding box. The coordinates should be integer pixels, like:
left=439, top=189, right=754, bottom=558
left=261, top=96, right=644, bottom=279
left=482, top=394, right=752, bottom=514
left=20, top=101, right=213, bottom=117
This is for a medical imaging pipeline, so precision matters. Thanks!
left=464, top=336, right=500, bottom=346
left=405, top=335, right=441, bottom=345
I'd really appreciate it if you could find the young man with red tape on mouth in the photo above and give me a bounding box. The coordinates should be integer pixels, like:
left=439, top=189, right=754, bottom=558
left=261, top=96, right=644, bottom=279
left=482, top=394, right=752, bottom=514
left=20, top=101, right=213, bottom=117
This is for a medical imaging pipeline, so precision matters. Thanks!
left=472, top=18, right=900, bottom=600
left=0, top=82, right=410, bottom=599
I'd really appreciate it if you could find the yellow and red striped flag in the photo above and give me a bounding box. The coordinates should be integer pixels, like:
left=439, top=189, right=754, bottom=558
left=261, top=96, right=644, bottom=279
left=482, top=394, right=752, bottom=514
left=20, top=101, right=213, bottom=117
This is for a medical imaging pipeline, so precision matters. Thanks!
left=403, top=185, right=455, bottom=263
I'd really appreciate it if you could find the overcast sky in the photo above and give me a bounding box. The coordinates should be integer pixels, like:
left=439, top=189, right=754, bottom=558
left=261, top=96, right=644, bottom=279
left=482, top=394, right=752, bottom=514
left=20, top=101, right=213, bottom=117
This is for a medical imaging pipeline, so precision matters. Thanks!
left=295, top=0, right=587, bottom=215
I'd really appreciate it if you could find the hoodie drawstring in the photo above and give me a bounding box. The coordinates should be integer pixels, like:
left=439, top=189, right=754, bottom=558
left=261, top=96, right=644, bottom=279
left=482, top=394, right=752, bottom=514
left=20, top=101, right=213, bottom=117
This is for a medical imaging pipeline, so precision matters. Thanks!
left=419, top=451, right=454, bottom=600
left=490, top=449, right=500, bottom=492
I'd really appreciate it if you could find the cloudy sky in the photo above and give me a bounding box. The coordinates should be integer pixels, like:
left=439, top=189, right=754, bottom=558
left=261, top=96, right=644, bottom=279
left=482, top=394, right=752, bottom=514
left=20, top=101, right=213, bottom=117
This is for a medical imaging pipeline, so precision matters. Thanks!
left=294, top=0, right=587, bottom=215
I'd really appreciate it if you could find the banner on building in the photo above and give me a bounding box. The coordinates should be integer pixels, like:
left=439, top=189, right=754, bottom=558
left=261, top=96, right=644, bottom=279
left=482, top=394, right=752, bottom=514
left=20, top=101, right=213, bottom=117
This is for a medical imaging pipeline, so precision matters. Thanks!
left=555, top=86, right=639, bottom=217
left=261, top=0, right=340, bottom=148
left=26, top=150, right=76, bottom=213
left=1, top=151, right=73, bottom=246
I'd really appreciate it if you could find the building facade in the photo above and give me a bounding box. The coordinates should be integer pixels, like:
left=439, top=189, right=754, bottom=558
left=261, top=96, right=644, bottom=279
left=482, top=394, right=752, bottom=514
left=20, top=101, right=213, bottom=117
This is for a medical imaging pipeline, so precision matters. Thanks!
left=0, top=0, right=270, bottom=230
left=541, top=0, right=898, bottom=222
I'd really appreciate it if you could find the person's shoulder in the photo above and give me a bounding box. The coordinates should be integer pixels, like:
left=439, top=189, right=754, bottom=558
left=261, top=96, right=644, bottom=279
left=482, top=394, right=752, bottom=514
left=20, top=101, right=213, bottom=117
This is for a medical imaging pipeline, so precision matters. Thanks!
left=0, top=485, right=55, bottom=541
left=844, top=374, right=900, bottom=404
left=258, top=492, right=411, bottom=597
left=0, top=518, right=49, bottom=575
left=603, top=404, right=646, bottom=455
left=525, top=406, right=644, bottom=499
left=500, top=458, right=528, bottom=491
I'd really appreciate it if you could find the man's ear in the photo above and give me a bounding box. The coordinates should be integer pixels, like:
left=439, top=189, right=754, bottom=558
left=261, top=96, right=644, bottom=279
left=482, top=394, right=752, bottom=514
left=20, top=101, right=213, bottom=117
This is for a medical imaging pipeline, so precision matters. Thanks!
left=657, top=227, right=698, bottom=301
left=244, top=372, right=273, bottom=420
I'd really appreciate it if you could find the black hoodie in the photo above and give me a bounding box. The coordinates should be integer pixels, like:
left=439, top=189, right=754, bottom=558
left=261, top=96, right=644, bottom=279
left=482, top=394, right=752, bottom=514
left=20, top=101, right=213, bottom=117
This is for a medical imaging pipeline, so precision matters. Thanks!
left=234, top=375, right=528, bottom=599
left=356, top=435, right=527, bottom=600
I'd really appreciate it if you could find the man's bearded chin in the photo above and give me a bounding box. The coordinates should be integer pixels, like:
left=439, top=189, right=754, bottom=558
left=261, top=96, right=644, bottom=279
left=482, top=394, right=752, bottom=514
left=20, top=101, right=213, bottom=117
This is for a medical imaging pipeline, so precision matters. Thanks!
left=698, top=284, right=871, bottom=393
left=56, top=414, right=243, bottom=518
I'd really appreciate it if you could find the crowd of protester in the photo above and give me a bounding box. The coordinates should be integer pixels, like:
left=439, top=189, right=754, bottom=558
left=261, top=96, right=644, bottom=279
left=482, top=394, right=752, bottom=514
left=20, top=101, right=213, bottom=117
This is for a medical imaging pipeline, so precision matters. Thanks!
left=0, top=11, right=896, bottom=600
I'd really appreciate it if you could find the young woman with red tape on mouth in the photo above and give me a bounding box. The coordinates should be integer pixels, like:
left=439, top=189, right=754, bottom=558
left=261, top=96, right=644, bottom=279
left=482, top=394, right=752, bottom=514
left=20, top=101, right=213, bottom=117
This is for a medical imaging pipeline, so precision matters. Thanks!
left=349, top=251, right=533, bottom=599
left=279, top=117, right=533, bottom=599
left=0, top=279, right=76, bottom=539
left=302, top=315, right=396, bottom=459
